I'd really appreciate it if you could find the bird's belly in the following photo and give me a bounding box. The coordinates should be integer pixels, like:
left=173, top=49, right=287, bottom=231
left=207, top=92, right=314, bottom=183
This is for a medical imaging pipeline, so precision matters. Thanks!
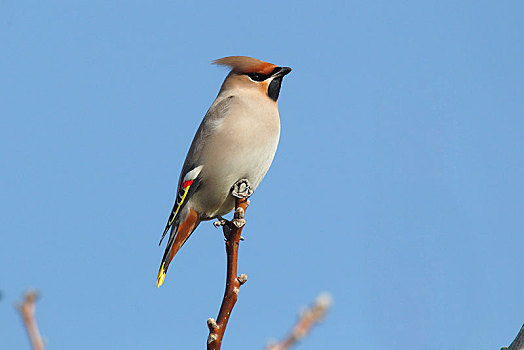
left=192, top=128, right=279, bottom=220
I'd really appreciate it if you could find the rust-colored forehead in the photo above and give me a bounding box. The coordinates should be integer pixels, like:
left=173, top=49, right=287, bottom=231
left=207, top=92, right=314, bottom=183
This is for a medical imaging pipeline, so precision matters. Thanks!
left=213, top=56, right=277, bottom=75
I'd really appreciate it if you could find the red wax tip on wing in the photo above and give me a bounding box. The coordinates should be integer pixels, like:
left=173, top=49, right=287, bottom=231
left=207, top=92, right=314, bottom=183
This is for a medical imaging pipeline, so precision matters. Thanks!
left=181, top=179, right=194, bottom=190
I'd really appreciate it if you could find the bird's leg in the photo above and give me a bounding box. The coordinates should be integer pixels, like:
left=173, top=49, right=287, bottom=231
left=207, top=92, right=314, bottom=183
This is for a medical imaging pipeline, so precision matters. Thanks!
left=231, top=179, right=253, bottom=199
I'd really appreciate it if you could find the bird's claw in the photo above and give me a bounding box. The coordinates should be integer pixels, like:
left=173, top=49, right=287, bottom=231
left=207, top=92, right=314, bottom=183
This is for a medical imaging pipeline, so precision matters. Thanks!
left=213, top=216, right=227, bottom=228
left=231, top=179, right=253, bottom=198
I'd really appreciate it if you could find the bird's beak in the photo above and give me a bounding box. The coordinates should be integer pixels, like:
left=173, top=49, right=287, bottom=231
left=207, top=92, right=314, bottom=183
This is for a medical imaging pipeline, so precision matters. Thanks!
left=275, top=66, right=292, bottom=77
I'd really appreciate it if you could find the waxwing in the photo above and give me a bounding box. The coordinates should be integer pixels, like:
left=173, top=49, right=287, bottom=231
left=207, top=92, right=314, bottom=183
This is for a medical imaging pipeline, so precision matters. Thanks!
left=157, top=56, right=292, bottom=286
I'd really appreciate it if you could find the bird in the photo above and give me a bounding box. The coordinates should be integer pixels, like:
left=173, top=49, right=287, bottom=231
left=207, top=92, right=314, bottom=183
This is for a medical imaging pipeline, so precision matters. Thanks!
left=156, top=56, right=292, bottom=287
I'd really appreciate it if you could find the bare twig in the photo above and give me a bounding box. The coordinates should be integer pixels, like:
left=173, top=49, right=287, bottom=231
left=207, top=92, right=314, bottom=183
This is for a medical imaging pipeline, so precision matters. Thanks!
left=502, top=324, right=524, bottom=350
left=16, top=290, right=45, bottom=350
left=207, top=180, right=251, bottom=350
left=266, top=292, right=333, bottom=350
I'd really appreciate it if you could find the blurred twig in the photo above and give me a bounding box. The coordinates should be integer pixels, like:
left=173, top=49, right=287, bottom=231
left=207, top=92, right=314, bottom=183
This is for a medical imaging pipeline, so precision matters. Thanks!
left=266, top=293, right=332, bottom=350
left=502, top=324, right=524, bottom=350
left=17, top=290, right=45, bottom=350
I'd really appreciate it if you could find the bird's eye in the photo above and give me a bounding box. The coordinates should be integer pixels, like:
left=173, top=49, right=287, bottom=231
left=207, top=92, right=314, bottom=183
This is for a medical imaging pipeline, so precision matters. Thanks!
left=247, top=73, right=266, bottom=82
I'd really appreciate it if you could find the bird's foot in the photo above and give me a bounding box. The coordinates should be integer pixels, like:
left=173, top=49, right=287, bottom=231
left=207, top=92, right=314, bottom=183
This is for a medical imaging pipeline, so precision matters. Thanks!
left=219, top=207, right=247, bottom=240
left=213, top=216, right=227, bottom=228
left=231, top=179, right=253, bottom=198
left=214, top=216, right=235, bottom=239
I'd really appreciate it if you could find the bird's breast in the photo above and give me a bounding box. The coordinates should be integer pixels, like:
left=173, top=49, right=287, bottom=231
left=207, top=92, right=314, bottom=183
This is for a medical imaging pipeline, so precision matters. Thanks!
left=191, top=96, right=280, bottom=219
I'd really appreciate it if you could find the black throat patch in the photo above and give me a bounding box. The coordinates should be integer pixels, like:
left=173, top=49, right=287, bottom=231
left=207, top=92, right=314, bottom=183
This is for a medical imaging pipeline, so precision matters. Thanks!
left=267, top=77, right=283, bottom=101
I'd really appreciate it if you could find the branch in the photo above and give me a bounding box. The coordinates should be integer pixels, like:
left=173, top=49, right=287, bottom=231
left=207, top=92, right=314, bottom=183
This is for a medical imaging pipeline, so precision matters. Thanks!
left=16, top=290, right=45, bottom=350
left=502, top=324, right=524, bottom=350
left=207, top=179, right=251, bottom=350
left=266, top=292, right=333, bottom=350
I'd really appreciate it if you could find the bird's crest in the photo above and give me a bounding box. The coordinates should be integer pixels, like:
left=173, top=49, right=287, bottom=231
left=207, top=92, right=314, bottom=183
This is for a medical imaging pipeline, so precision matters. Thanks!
left=213, top=56, right=277, bottom=75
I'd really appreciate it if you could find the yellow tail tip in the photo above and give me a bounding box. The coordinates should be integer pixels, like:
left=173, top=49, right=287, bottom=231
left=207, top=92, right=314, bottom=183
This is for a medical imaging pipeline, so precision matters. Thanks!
left=156, top=263, right=166, bottom=287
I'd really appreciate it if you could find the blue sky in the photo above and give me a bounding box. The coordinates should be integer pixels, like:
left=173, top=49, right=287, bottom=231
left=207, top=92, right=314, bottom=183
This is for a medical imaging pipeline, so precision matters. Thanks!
left=1, top=1, right=523, bottom=349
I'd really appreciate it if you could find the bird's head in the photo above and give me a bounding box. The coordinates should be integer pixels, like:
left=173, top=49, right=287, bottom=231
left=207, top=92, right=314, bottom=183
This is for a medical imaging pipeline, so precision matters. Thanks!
left=213, top=56, right=292, bottom=102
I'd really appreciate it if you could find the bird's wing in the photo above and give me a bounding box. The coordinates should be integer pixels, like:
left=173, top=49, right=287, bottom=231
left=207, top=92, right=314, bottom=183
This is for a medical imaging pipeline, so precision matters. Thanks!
left=158, top=165, right=202, bottom=245
left=158, top=95, right=234, bottom=244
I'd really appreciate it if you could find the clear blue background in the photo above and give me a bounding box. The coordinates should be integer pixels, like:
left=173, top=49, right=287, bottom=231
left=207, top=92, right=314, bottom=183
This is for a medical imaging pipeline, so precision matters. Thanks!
left=1, top=1, right=523, bottom=349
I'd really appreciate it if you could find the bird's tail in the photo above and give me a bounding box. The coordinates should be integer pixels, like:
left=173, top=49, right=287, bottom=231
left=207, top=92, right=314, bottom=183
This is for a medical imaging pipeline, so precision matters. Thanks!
left=156, top=208, right=200, bottom=287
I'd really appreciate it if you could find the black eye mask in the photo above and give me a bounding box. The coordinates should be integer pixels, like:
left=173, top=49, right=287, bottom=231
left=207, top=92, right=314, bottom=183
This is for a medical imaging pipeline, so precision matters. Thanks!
left=246, top=67, right=282, bottom=82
